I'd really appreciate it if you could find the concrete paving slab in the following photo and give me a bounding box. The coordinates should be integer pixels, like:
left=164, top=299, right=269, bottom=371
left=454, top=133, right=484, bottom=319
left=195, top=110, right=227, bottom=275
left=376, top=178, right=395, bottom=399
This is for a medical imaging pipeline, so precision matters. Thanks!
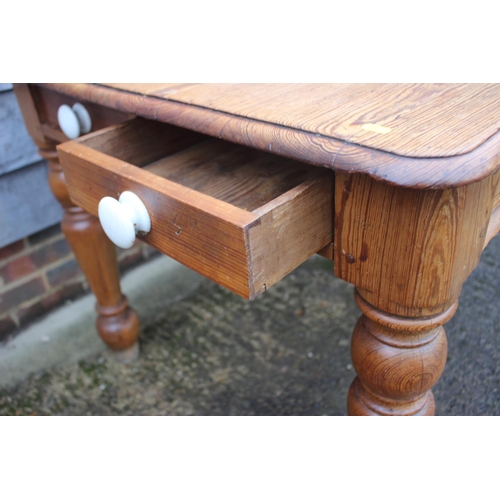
left=0, top=255, right=204, bottom=389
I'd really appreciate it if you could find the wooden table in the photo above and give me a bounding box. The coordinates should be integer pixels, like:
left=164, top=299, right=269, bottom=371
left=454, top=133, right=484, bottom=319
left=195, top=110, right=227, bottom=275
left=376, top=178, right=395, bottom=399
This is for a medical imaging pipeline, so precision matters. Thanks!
left=15, top=84, right=500, bottom=416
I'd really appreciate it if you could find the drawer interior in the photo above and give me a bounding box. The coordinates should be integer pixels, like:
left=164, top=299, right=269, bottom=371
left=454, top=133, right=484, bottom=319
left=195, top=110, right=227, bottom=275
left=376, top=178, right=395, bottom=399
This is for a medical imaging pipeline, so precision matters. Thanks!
left=145, top=141, right=317, bottom=212
left=58, top=118, right=334, bottom=299
left=82, top=118, right=322, bottom=212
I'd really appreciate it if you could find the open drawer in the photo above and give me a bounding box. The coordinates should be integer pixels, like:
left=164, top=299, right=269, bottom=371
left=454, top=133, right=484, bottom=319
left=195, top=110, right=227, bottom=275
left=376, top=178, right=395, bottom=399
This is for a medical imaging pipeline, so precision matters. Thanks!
left=57, top=118, right=333, bottom=299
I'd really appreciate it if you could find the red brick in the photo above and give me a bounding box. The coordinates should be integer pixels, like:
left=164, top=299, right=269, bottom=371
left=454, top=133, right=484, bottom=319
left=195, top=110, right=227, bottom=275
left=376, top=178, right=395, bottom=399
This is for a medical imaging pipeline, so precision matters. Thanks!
left=30, top=238, right=71, bottom=268
left=46, top=259, right=82, bottom=287
left=17, top=282, right=87, bottom=328
left=0, top=255, right=37, bottom=284
left=0, top=240, right=25, bottom=261
left=0, top=277, right=46, bottom=315
left=28, top=224, right=62, bottom=246
left=16, top=300, right=50, bottom=328
left=0, top=315, right=18, bottom=342
left=51, top=281, right=86, bottom=305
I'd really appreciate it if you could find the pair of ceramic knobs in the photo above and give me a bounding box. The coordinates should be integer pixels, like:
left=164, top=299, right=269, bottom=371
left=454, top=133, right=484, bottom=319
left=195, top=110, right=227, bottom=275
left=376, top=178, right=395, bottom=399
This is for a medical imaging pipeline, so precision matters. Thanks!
left=58, top=104, right=151, bottom=249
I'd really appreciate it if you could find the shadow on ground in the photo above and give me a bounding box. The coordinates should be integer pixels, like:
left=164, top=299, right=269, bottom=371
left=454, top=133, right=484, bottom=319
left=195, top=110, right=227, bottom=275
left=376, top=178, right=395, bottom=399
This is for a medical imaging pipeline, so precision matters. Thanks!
left=1, top=235, right=499, bottom=416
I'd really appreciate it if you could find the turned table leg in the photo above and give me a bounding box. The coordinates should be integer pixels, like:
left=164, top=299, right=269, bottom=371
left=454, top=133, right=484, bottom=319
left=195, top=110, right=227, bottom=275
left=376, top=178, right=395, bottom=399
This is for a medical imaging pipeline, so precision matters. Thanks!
left=40, top=144, right=140, bottom=361
left=333, top=171, right=495, bottom=415
left=347, top=290, right=457, bottom=416
left=14, top=83, right=141, bottom=360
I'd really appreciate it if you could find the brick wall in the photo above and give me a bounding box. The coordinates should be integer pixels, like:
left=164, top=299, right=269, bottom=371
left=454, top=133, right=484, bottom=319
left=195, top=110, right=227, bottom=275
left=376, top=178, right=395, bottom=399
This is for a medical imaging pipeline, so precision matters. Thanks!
left=0, top=224, right=159, bottom=342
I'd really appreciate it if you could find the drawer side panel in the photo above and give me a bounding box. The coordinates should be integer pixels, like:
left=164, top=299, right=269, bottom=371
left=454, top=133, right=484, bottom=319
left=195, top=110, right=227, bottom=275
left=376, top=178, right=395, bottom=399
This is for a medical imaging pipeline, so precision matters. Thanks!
left=247, top=172, right=334, bottom=298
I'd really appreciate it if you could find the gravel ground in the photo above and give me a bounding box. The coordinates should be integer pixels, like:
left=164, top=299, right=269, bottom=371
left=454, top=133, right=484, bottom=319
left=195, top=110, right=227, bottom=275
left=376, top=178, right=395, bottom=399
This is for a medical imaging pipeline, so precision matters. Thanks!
left=1, top=235, right=499, bottom=416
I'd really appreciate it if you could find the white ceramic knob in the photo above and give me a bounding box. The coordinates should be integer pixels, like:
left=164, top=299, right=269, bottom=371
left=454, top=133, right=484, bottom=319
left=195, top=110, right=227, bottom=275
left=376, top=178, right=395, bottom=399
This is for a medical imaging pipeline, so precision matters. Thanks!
left=57, top=103, right=92, bottom=139
left=72, top=103, right=92, bottom=134
left=98, top=192, right=151, bottom=249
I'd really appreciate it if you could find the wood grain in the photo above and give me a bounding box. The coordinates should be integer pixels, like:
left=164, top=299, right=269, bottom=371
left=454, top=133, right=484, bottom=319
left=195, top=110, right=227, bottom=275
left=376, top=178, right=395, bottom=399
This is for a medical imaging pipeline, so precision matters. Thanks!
left=348, top=291, right=455, bottom=416
left=13, top=84, right=51, bottom=147
left=334, top=171, right=495, bottom=317
left=483, top=169, right=500, bottom=247
left=57, top=120, right=334, bottom=299
left=103, top=83, right=200, bottom=97
left=145, top=137, right=319, bottom=211
left=18, top=83, right=500, bottom=415
left=247, top=176, right=333, bottom=296
left=101, top=83, right=500, bottom=158
left=133, top=83, right=500, bottom=158
left=39, top=83, right=500, bottom=189
left=83, top=118, right=206, bottom=167
left=41, top=146, right=140, bottom=352
left=485, top=206, right=500, bottom=248
left=14, top=84, right=140, bottom=355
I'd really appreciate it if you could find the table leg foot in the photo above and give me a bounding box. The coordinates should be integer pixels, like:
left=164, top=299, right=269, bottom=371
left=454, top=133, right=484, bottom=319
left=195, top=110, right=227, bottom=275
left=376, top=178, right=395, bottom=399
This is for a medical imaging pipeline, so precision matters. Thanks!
left=107, top=341, right=140, bottom=364
left=95, top=296, right=140, bottom=352
left=347, top=289, right=456, bottom=416
left=348, top=377, right=435, bottom=416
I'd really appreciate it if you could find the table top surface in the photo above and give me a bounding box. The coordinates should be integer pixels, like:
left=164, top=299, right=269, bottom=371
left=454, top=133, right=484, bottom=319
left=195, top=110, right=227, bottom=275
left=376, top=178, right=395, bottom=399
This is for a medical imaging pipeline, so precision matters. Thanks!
left=41, top=83, right=500, bottom=189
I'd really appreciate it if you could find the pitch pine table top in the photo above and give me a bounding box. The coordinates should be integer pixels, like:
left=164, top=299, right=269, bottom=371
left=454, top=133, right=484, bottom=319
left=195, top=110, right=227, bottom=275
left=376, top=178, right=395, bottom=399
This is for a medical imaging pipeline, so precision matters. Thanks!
left=41, top=83, right=500, bottom=189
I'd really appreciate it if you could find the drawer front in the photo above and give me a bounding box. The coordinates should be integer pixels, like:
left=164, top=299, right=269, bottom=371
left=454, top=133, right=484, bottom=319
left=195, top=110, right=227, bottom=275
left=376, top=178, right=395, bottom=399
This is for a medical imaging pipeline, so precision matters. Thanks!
left=57, top=119, right=334, bottom=299
left=31, top=85, right=133, bottom=143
